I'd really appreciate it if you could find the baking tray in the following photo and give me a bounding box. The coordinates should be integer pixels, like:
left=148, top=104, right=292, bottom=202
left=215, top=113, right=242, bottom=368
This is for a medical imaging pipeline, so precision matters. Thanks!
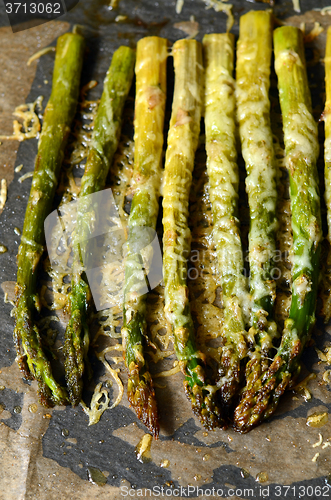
left=0, top=1, right=331, bottom=499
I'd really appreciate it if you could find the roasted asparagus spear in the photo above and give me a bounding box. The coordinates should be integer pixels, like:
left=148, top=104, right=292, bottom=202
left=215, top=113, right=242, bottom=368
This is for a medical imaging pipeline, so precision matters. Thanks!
left=14, top=32, right=85, bottom=406
left=122, top=37, right=168, bottom=438
left=235, top=10, right=278, bottom=409
left=234, top=26, right=322, bottom=432
left=322, top=26, right=331, bottom=322
left=64, top=46, right=135, bottom=405
left=163, top=39, right=223, bottom=429
left=203, top=34, right=248, bottom=416
left=325, top=27, right=331, bottom=238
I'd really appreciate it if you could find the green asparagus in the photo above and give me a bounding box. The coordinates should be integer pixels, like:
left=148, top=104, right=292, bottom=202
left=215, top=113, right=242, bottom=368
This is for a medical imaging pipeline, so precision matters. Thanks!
left=14, top=32, right=85, bottom=407
left=235, top=11, right=278, bottom=402
left=163, top=39, right=223, bottom=430
left=321, top=26, right=331, bottom=322
left=122, top=36, right=168, bottom=438
left=234, top=26, right=322, bottom=432
left=203, top=33, right=248, bottom=416
left=64, top=46, right=135, bottom=405
left=325, top=27, right=331, bottom=239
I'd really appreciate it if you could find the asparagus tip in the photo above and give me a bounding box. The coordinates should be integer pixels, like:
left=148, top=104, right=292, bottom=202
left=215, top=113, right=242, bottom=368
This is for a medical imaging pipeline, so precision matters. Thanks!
left=233, top=355, right=292, bottom=433
left=184, top=381, right=227, bottom=430
left=127, top=367, right=159, bottom=439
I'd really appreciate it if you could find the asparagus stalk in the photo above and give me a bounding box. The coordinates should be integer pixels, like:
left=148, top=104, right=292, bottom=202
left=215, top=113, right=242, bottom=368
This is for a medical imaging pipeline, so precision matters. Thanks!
left=64, top=46, right=135, bottom=405
left=122, top=36, right=167, bottom=438
left=235, top=11, right=278, bottom=402
left=234, top=26, right=322, bottom=432
left=163, top=39, right=223, bottom=429
left=321, top=27, right=331, bottom=322
left=203, top=34, right=248, bottom=414
left=325, top=27, right=331, bottom=238
left=14, top=33, right=85, bottom=407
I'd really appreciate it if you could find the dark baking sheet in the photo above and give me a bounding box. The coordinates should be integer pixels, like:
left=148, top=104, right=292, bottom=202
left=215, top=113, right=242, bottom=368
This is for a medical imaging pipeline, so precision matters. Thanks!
left=0, top=1, right=331, bottom=499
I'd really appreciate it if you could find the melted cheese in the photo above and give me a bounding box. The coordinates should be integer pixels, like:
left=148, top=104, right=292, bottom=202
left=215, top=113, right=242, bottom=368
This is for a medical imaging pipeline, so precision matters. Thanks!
left=236, top=13, right=277, bottom=316
left=163, top=40, right=202, bottom=335
left=203, top=33, right=249, bottom=357
left=124, top=37, right=167, bottom=321
left=275, top=43, right=322, bottom=315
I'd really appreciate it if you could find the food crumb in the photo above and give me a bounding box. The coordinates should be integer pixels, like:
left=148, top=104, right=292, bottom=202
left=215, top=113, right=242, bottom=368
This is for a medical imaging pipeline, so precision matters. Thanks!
left=14, top=164, right=23, bottom=173
left=87, top=466, right=108, bottom=486
left=135, top=434, right=152, bottom=463
left=306, top=411, right=328, bottom=428
left=18, top=171, right=33, bottom=183
left=312, top=433, right=323, bottom=448
left=28, top=403, right=38, bottom=413
left=256, top=472, right=268, bottom=483
left=240, top=468, right=250, bottom=479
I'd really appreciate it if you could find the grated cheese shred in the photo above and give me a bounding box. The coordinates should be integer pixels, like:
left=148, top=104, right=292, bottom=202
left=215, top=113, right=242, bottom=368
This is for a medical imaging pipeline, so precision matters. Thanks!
left=18, top=172, right=34, bottom=184
left=0, top=179, right=7, bottom=211
left=304, top=22, right=324, bottom=44
left=312, top=433, right=323, bottom=448
left=27, top=46, right=55, bottom=66
left=293, top=373, right=316, bottom=401
left=176, top=0, right=184, bottom=14
left=323, top=370, right=331, bottom=384
left=0, top=96, right=43, bottom=142
left=80, top=382, right=110, bottom=425
left=203, top=0, right=234, bottom=32
left=97, top=347, right=124, bottom=410
left=153, top=364, right=181, bottom=378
